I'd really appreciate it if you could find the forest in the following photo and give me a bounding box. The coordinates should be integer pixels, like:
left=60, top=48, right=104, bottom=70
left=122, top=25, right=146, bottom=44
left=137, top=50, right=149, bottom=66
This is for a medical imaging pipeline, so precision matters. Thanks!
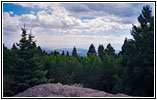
left=3, top=6, right=154, bottom=97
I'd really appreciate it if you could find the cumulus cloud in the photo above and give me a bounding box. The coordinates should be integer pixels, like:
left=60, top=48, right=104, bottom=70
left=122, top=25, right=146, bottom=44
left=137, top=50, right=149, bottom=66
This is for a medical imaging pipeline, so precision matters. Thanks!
left=9, top=3, right=143, bottom=31
left=62, top=3, right=153, bottom=17
left=3, top=2, right=151, bottom=50
left=3, top=12, right=21, bottom=33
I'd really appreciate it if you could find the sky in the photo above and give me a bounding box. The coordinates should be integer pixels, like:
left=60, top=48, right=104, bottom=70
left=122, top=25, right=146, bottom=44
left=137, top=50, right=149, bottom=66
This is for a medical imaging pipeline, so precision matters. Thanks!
left=3, top=2, right=154, bottom=50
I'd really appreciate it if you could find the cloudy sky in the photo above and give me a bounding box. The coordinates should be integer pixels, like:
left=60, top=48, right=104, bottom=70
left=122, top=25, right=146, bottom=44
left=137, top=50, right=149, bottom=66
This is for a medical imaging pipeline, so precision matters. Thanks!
left=3, top=2, right=154, bottom=50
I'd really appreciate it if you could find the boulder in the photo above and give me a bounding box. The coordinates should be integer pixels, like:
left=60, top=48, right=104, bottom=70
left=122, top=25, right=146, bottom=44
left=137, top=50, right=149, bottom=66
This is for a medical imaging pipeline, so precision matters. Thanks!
left=14, top=83, right=131, bottom=97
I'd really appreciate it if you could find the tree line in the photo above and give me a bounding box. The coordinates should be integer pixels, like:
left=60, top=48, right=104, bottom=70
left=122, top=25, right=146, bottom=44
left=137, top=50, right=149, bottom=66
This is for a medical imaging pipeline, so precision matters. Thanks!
left=3, top=6, right=154, bottom=97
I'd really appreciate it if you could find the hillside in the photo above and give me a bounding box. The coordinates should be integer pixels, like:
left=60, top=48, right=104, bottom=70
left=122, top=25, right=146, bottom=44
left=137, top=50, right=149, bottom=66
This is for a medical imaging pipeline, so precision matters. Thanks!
left=14, top=83, right=130, bottom=97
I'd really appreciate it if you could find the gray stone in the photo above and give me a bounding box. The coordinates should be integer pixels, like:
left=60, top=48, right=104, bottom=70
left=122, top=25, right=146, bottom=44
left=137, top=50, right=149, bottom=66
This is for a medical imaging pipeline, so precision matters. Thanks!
left=14, top=83, right=131, bottom=97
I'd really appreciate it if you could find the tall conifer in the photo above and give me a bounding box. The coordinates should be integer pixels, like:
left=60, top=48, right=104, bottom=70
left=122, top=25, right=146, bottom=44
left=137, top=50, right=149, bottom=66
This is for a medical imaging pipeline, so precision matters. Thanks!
left=72, top=46, right=77, bottom=57
left=13, top=26, right=47, bottom=94
left=87, top=44, right=96, bottom=56
left=120, top=6, right=154, bottom=96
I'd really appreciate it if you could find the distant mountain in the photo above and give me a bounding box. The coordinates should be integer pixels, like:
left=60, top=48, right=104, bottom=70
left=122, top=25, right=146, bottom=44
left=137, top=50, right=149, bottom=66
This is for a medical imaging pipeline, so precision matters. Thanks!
left=42, top=48, right=88, bottom=56
left=43, top=49, right=52, bottom=54
left=42, top=48, right=120, bottom=56
left=56, top=48, right=88, bottom=56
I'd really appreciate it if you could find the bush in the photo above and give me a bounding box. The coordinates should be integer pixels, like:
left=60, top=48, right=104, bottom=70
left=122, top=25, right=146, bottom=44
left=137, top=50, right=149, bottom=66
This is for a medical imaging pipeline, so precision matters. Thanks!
left=71, top=83, right=84, bottom=88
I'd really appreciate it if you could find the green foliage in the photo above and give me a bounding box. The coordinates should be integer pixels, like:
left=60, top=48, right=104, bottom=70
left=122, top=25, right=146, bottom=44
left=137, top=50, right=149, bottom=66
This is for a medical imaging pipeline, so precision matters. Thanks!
left=98, top=45, right=104, bottom=59
left=54, top=50, right=60, bottom=56
left=3, top=75, right=15, bottom=97
left=37, top=46, right=44, bottom=56
left=66, top=51, right=70, bottom=56
left=3, top=44, right=18, bottom=96
left=11, top=43, right=18, bottom=50
left=3, top=27, right=47, bottom=97
left=61, top=51, right=65, bottom=56
left=46, top=55, right=82, bottom=84
left=99, top=54, right=119, bottom=93
left=41, top=53, right=119, bottom=93
left=118, top=5, right=154, bottom=97
left=71, top=83, right=84, bottom=88
left=72, top=46, right=77, bottom=57
left=104, top=43, right=116, bottom=57
left=79, top=54, right=102, bottom=89
left=87, top=44, right=96, bottom=56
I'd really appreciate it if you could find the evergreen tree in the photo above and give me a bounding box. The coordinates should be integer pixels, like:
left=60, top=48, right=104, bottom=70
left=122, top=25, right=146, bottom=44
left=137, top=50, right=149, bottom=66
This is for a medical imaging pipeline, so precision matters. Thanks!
left=120, top=38, right=128, bottom=55
left=120, top=5, right=154, bottom=97
left=28, top=30, right=33, bottom=42
left=54, top=50, right=59, bottom=56
left=37, top=46, right=44, bottom=56
left=43, top=60, right=52, bottom=80
left=72, top=46, right=77, bottom=57
left=98, top=45, right=104, bottom=59
left=87, top=44, right=96, bottom=56
left=3, top=44, right=18, bottom=96
left=43, top=50, right=48, bottom=55
left=13, top=27, right=47, bottom=94
left=121, top=38, right=135, bottom=67
left=3, top=44, right=9, bottom=75
left=104, top=43, right=115, bottom=56
left=11, top=43, right=18, bottom=50
left=61, top=51, right=65, bottom=56
left=66, top=51, right=70, bottom=56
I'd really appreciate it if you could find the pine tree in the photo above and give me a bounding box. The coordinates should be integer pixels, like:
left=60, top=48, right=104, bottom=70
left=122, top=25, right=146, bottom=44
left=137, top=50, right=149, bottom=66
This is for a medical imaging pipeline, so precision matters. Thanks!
left=43, top=50, right=48, bottom=55
left=120, top=6, right=154, bottom=97
left=121, top=38, right=135, bottom=67
left=44, top=60, right=52, bottom=80
left=11, top=43, right=18, bottom=50
left=61, top=51, right=65, bottom=56
left=54, top=50, right=59, bottom=56
left=72, top=46, right=77, bottom=57
left=3, top=44, right=18, bottom=96
left=104, top=43, right=115, bottom=56
left=66, top=51, right=70, bottom=56
left=98, top=45, right=104, bottom=59
left=37, top=46, right=44, bottom=56
left=87, top=44, right=96, bottom=56
left=13, top=27, right=47, bottom=94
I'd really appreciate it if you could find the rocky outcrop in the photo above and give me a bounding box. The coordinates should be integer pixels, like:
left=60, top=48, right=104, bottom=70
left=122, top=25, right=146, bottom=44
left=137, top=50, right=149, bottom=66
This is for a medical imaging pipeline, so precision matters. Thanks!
left=14, top=83, right=130, bottom=97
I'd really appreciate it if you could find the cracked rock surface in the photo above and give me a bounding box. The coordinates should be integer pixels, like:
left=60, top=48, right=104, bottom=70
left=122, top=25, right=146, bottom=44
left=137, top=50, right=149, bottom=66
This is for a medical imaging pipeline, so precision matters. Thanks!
left=14, top=83, right=130, bottom=97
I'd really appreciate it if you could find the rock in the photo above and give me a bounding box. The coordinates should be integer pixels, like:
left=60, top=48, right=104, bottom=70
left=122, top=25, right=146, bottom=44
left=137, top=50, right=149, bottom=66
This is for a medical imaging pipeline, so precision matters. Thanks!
left=57, top=83, right=62, bottom=86
left=14, top=83, right=131, bottom=97
left=114, top=93, right=130, bottom=97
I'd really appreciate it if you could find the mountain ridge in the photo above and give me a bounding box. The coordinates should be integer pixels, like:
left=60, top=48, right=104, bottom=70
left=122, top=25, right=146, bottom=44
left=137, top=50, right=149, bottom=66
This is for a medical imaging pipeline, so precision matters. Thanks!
left=42, top=48, right=120, bottom=56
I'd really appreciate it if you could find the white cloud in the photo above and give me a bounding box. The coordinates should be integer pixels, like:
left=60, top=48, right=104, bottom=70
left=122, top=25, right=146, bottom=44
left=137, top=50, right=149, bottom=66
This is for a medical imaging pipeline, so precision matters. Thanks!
left=35, top=34, right=132, bottom=50
left=4, top=3, right=140, bottom=50
left=9, top=11, right=13, bottom=15
left=3, top=12, right=21, bottom=32
left=10, top=3, right=136, bottom=31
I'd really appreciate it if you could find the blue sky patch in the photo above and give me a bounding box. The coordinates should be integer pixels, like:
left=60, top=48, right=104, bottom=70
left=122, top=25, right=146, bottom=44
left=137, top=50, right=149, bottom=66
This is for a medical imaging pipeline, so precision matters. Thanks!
left=3, top=3, right=40, bottom=16
left=80, top=16, right=95, bottom=20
